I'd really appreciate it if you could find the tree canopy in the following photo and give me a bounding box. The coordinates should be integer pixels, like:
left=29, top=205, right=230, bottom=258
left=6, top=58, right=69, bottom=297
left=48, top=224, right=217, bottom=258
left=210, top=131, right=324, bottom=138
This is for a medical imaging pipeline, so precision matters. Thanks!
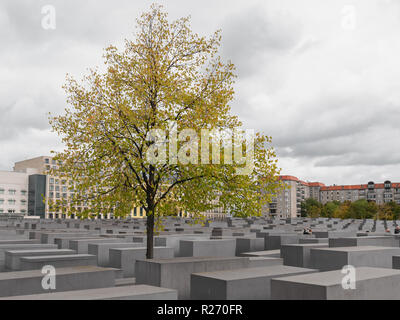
left=301, top=198, right=400, bottom=220
left=48, top=4, right=282, bottom=258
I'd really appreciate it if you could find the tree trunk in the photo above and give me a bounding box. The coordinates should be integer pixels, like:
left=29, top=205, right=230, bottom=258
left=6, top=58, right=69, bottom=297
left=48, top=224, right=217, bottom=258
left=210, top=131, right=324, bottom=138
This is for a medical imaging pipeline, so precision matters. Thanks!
left=146, top=209, right=155, bottom=259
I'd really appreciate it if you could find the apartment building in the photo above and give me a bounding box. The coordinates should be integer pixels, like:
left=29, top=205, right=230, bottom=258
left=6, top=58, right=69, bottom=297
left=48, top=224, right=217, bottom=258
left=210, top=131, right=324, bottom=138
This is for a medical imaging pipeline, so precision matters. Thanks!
left=0, top=170, right=31, bottom=215
left=13, top=156, right=190, bottom=219
left=268, top=176, right=400, bottom=218
left=267, top=176, right=325, bottom=218
left=320, top=181, right=400, bottom=205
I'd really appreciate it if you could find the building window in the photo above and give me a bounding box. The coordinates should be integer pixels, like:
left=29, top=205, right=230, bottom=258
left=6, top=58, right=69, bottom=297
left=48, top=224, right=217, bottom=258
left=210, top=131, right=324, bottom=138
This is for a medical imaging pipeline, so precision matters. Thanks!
left=21, top=190, right=27, bottom=196
left=0, top=209, right=3, bottom=213
left=0, top=189, right=4, bottom=195
left=133, top=207, right=137, bottom=216
left=21, top=209, right=26, bottom=214
left=50, top=178, right=54, bottom=184
left=49, top=192, right=54, bottom=198
left=0, top=199, right=3, bottom=205
left=21, top=200, right=27, bottom=205
left=8, top=200, right=16, bottom=205
left=8, top=189, right=16, bottom=195
left=140, top=207, right=143, bottom=216
left=45, top=158, right=50, bottom=164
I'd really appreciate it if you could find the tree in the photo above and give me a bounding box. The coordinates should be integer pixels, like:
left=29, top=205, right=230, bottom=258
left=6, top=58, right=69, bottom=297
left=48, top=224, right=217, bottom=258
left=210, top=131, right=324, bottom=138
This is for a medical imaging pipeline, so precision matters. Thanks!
left=48, top=4, right=282, bottom=258
left=348, top=199, right=370, bottom=219
left=301, top=198, right=321, bottom=218
left=321, top=201, right=340, bottom=218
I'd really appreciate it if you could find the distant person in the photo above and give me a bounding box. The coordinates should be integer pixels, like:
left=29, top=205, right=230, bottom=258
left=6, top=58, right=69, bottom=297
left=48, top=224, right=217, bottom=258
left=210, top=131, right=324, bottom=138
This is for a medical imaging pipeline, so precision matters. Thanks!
left=395, top=226, right=400, bottom=235
left=386, top=228, right=391, bottom=233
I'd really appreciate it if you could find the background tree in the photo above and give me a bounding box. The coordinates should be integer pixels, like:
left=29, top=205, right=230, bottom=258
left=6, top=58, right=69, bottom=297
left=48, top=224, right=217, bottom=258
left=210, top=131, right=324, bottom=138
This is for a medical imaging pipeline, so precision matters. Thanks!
left=48, top=4, right=282, bottom=258
left=321, top=200, right=340, bottom=218
left=301, top=198, right=322, bottom=218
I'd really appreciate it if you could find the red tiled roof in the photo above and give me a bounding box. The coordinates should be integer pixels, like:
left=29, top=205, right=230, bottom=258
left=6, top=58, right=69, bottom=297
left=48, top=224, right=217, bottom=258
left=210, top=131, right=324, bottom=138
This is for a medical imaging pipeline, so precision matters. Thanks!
left=279, top=175, right=325, bottom=187
left=280, top=175, right=400, bottom=191
left=308, top=182, right=326, bottom=187
left=321, top=183, right=400, bottom=191
left=279, top=175, right=299, bottom=182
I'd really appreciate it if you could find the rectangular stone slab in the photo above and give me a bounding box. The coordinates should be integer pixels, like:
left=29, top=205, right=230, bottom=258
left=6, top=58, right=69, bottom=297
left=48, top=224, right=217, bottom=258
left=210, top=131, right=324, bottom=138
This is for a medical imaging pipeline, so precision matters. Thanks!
left=0, top=285, right=177, bottom=300
left=281, top=243, right=328, bottom=268
left=135, top=256, right=251, bottom=299
left=68, top=238, right=123, bottom=254
left=191, top=265, right=317, bottom=300
left=0, top=266, right=117, bottom=297
left=329, top=236, right=398, bottom=248
left=271, top=267, right=400, bottom=300
left=248, top=257, right=283, bottom=268
left=88, top=242, right=145, bottom=266
left=0, top=244, right=58, bottom=271
left=235, top=238, right=265, bottom=255
left=109, top=247, right=174, bottom=277
left=19, top=254, right=97, bottom=270
left=54, top=236, right=104, bottom=249
left=310, top=246, right=400, bottom=271
left=299, top=238, right=328, bottom=244
left=5, top=249, right=76, bottom=271
left=0, top=240, right=40, bottom=245
left=179, top=239, right=236, bottom=258
left=239, top=250, right=281, bottom=258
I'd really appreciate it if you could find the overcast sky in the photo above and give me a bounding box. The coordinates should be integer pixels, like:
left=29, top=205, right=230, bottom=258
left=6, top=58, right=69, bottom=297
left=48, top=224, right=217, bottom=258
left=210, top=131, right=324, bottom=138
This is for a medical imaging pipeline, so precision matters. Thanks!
left=1, top=0, right=400, bottom=185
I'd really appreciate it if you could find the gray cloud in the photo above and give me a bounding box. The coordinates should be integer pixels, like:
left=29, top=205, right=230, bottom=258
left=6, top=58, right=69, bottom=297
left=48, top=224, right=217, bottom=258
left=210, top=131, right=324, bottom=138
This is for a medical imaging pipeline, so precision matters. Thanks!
left=1, top=0, right=400, bottom=186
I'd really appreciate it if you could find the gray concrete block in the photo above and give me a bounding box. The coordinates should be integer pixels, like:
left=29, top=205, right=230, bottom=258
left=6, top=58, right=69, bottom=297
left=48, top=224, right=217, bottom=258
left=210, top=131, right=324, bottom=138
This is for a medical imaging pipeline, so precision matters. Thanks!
left=68, top=238, right=123, bottom=254
left=136, top=256, right=251, bottom=299
left=191, top=265, right=317, bottom=300
left=88, top=242, right=144, bottom=266
left=271, top=267, right=400, bottom=300
left=248, top=257, right=283, bottom=268
left=109, top=247, right=174, bottom=277
left=179, top=239, right=236, bottom=258
left=265, top=234, right=300, bottom=250
left=281, top=244, right=328, bottom=268
left=299, top=238, right=328, bottom=244
left=1, top=285, right=177, bottom=300
left=0, top=266, right=117, bottom=297
left=310, top=246, right=400, bottom=271
left=329, top=236, right=398, bottom=248
left=239, top=250, right=281, bottom=258
left=54, top=236, right=103, bottom=249
left=235, top=238, right=264, bottom=255
left=19, top=254, right=97, bottom=270
left=5, top=249, right=75, bottom=271
left=0, top=244, right=58, bottom=271
left=392, top=255, right=400, bottom=269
